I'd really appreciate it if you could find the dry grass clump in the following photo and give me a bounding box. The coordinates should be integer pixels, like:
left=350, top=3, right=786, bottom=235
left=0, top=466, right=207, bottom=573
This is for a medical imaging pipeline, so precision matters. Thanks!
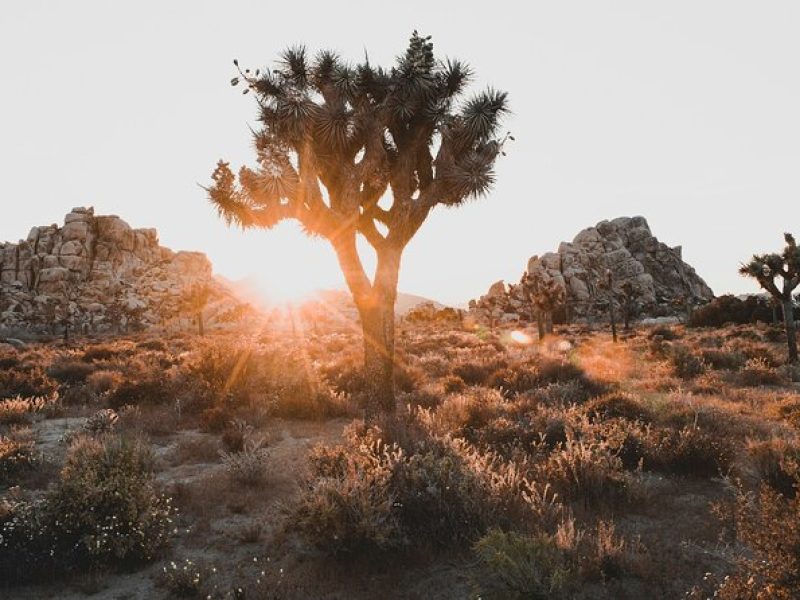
left=220, top=438, right=271, bottom=486
left=86, top=369, right=123, bottom=395
left=585, top=392, right=652, bottom=422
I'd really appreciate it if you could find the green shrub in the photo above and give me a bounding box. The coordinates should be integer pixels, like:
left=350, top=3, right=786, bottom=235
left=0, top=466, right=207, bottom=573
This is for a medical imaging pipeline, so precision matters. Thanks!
left=0, top=435, right=174, bottom=582
left=472, top=529, right=572, bottom=600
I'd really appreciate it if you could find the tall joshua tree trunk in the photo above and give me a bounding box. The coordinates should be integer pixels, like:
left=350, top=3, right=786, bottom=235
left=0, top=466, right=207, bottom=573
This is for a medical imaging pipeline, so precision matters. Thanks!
left=783, top=299, right=798, bottom=363
left=355, top=249, right=401, bottom=414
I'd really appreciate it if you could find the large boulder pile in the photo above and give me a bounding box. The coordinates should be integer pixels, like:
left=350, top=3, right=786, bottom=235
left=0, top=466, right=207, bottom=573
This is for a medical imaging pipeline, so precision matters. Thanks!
left=0, top=207, right=241, bottom=333
left=470, top=216, right=714, bottom=324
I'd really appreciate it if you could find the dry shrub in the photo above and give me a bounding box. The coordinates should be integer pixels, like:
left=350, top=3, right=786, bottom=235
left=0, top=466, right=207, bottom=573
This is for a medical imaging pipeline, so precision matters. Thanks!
left=106, top=376, right=176, bottom=410
left=86, top=369, right=123, bottom=395
left=585, top=392, right=652, bottom=422
left=747, top=438, right=800, bottom=498
left=669, top=346, right=706, bottom=379
left=0, top=364, right=57, bottom=400
left=648, top=325, right=681, bottom=340
left=472, top=528, right=572, bottom=600
left=291, top=421, right=558, bottom=557
left=641, top=425, right=734, bottom=477
left=703, top=482, right=800, bottom=599
left=0, top=430, right=37, bottom=484
left=46, top=359, right=95, bottom=385
left=700, top=348, right=746, bottom=371
left=540, top=435, right=632, bottom=506
left=441, top=374, right=466, bottom=393
left=220, top=439, right=271, bottom=486
left=736, top=357, right=786, bottom=387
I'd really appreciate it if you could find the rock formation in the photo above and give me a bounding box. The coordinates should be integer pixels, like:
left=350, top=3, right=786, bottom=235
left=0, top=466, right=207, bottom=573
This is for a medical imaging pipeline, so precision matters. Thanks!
left=470, top=216, right=714, bottom=324
left=0, top=207, right=243, bottom=334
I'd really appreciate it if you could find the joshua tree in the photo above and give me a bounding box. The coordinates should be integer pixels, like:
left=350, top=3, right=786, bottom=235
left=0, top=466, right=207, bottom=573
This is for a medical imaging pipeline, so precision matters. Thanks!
left=207, top=33, right=510, bottom=413
left=183, top=283, right=212, bottom=336
left=619, top=281, right=640, bottom=330
left=521, top=270, right=565, bottom=340
left=600, top=269, right=618, bottom=343
left=740, top=233, right=800, bottom=363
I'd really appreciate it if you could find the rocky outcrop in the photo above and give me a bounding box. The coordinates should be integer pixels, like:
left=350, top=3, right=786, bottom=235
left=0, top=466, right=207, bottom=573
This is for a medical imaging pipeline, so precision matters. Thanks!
left=470, top=216, right=714, bottom=324
left=0, top=207, right=241, bottom=333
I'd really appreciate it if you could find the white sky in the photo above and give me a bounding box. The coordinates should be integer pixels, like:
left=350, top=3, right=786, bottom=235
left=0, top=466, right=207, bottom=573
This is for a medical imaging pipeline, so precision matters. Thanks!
left=1, top=1, right=798, bottom=304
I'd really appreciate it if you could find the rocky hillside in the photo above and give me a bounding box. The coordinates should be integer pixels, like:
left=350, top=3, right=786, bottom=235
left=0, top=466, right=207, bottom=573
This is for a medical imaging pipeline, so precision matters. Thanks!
left=0, top=207, right=243, bottom=334
left=470, top=216, right=714, bottom=324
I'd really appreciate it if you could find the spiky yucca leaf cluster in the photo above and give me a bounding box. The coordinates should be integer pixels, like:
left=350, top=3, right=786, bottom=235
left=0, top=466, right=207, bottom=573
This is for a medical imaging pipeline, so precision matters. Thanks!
left=739, top=233, right=800, bottom=300
left=209, top=31, right=510, bottom=248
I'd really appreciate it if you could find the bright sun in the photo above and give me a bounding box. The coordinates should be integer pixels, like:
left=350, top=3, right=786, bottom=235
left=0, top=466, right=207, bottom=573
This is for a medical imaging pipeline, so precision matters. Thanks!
left=235, top=223, right=378, bottom=305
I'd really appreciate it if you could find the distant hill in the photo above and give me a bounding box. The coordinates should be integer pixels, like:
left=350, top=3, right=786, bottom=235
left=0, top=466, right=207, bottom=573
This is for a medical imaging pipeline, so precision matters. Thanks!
left=216, top=277, right=443, bottom=316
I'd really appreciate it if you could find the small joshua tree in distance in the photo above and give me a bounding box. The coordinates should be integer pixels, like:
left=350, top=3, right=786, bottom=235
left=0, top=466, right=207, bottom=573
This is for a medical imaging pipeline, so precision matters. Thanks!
left=740, top=233, right=799, bottom=363
left=206, top=32, right=510, bottom=413
left=183, top=283, right=212, bottom=336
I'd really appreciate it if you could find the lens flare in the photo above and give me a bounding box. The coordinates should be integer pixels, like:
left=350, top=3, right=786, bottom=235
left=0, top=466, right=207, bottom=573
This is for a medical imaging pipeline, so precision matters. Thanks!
left=509, top=330, right=533, bottom=345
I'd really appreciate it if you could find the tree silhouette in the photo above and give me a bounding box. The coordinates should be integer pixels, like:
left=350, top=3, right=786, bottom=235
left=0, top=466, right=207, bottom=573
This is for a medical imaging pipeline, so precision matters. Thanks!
left=740, top=233, right=800, bottom=363
left=207, top=32, right=510, bottom=413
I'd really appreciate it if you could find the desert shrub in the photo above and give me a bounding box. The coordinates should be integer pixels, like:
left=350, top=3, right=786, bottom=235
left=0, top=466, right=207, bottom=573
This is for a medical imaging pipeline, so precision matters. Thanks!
left=669, top=346, right=706, bottom=379
left=106, top=376, right=175, bottom=410
left=488, top=363, right=540, bottom=395
left=46, top=359, right=95, bottom=385
left=541, top=435, right=631, bottom=506
left=0, top=364, right=57, bottom=400
left=0, top=352, right=19, bottom=370
left=648, top=325, right=680, bottom=340
left=700, top=348, right=746, bottom=371
left=291, top=423, right=558, bottom=557
left=137, top=339, right=167, bottom=352
left=747, top=438, right=800, bottom=498
left=157, top=558, right=211, bottom=598
left=705, top=482, right=800, bottom=599
left=437, top=374, right=463, bottom=395
left=86, top=369, right=123, bottom=395
left=199, top=406, right=229, bottom=433
left=585, top=392, right=652, bottom=422
left=736, top=357, right=786, bottom=387
left=220, top=439, right=270, bottom=485
left=528, top=381, right=597, bottom=406
left=81, top=345, right=124, bottom=362
left=435, top=387, right=507, bottom=434
left=689, top=294, right=775, bottom=328
left=0, top=432, right=37, bottom=484
left=0, top=396, right=34, bottom=426
left=452, top=358, right=507, bottom=386
left=83, top=408, right=119, bottom=436
left=472, top=528, right=572, bottom=600
left=0, top=435, right=174, bottom=582
left=642, top=425, right=734, bottom=477
left=0, top=394, right=58, bottom=426
left=269, top=384, right=353, bottom=420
